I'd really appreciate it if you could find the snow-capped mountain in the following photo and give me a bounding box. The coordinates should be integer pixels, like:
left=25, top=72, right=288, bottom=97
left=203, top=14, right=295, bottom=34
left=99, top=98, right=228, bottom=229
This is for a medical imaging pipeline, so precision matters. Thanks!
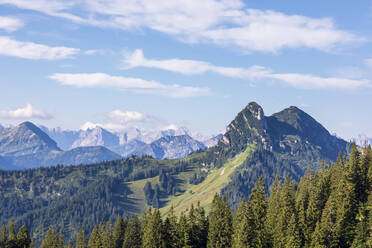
left=352, top=134, right=372, bottom=147
left=39, top=124, right=221, bottom=158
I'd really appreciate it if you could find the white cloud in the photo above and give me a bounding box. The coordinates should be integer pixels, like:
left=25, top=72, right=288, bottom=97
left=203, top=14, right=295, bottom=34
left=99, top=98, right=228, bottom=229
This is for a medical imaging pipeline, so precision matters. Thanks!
left=108, top=110, right=149, bottom=123
left=123, top=49, right=271, bottom=79
left=84, top=49, right=109, bottom=55
left=0, top=16, right=24, bottom=31
left=0, top=36, right=79, bottom=60
left=0, top=0, right=363, bottom=53
left=0, top=104, right=53, bottom=120
left=123, top=49, right=370, bottom=90
left=269, top=73, right=369, bottom=90
left=49, top=73, right=212, bottom=98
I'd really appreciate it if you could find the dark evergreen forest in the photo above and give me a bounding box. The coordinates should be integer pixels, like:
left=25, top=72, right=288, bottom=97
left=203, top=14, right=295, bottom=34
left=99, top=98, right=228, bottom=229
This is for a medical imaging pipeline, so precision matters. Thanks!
left=1, top=144, right=371, bottom=248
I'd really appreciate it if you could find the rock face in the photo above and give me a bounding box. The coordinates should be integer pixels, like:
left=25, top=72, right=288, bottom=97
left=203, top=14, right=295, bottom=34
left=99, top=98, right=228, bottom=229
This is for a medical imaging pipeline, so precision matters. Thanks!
left=133, top=135, right=206, bottom=159
left=40, top=126, right=80, bottom=151
left=71, top=127, right=120, bottom=151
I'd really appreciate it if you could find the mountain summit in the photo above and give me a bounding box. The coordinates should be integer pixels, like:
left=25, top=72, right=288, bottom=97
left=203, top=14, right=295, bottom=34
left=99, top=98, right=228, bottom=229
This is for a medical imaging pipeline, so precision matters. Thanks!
left=0, top=121, right=60, bottom=157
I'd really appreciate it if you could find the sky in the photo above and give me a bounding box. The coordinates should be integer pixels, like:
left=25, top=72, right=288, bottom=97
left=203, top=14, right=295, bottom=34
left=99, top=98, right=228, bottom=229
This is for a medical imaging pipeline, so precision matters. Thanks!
left=0, top=0, right=372, bottom=140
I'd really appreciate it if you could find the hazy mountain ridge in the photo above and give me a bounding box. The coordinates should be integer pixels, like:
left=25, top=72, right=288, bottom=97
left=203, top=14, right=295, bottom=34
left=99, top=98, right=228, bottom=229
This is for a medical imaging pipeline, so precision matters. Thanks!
left=133, top=134, right=206, bottom=159
left=0, top=123, right=121, bottom=169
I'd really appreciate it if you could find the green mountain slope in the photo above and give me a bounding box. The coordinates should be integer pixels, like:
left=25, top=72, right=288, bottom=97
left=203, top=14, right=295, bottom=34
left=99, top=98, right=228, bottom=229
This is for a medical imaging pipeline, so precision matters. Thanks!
left=0, top=102, right=350, bottom=243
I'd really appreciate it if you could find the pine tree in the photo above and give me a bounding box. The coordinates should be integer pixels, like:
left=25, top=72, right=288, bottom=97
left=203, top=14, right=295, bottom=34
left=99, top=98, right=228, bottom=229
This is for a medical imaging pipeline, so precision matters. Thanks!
left=142, top=208, right=164, bottom=248
left=112, top=216, right=125, bottom=248
left=249, top=176, right=269, bottom=247
left=0, top=225, right=7, bottom=247
left=335, top=144, right=361, bottom=247
left=232, top=199, right=255, bottom=248
left=88, top=226, right=99, bottom=248
left=163, top=206, right=180, bottom=248
left=274, top=174, right=298, bottom=248
left=265, top=173, right=281, bottom=247
left=41, top=229, right=59, bottom=248
left=178, top=212, right=192, bottom=248
left=76, top=227, right=87, bottom=248
left=16, top=225, right=31, bottom=248
left=4, top=219, right=17, bottom=248
left=285, top=213, right=302, bottom=248
left=58, top=231, right=64, bottom=248
left=207, top=194, right=232, bottom=248
left=122, top=216, right=142, bottom=248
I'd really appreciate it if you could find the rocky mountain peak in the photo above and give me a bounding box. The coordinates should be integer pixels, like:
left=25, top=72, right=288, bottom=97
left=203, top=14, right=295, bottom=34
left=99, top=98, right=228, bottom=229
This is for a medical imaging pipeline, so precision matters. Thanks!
left=245, top=102, right=265, bottom=121
left=0, top=121, right=60, bottom=157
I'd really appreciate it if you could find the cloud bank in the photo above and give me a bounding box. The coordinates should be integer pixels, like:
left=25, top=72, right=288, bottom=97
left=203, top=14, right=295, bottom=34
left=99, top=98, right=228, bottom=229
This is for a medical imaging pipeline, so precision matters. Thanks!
left=0, top=36, right=79, bottom=60
left=0, top=16, right=24, bottom=31
left=123, top=49, right=370, bottom=90
left=0, top=104, right=53, bottom=120
left=0, top=0, right=363, bottom=53
left=49, top=73, right=212, bottom=98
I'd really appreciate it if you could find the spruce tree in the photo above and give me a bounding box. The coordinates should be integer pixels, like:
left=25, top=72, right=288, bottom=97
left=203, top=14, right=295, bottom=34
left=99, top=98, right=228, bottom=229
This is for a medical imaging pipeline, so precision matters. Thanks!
left=88, top=226, right=99, bottom=248
left=249, top=176, right=269, bottom=247
left=122, top=216, right=142, bottom=248
left=142, top=208, right=164, bottom=248
left=16, top=225, right=31, bottom=248
left=207, top=194, right=232, bottom=248
left=113, top=216, right=125, bottom=248
left=76, top=227, right=87, bottom=248
left=41, top=229, right=59, bottom=248
left=232, top=199, right=255, bottom=248
left=0, top=225, right=7, bottom=247
left=163, top=206, right=180, bottom=248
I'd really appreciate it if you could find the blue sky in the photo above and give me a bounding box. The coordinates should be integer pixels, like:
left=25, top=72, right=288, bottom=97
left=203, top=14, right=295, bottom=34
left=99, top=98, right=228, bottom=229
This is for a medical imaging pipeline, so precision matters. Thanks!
left=0, top=0, right=372, bottom=139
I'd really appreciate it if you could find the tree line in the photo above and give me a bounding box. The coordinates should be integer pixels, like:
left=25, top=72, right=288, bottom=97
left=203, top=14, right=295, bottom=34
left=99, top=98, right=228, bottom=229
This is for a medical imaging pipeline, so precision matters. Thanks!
left=1, top=144, right=371, bottom=247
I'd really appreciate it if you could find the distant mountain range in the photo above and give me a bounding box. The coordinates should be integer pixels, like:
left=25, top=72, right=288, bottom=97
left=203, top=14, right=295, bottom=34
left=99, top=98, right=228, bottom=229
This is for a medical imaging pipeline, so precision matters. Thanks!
left=0, top=122, right=121, bottom=169
left=0, top=122, right=222, bottom=169
left=40, top=124, right=221, bottom=159
left=351, top=134, right=372, bottom=147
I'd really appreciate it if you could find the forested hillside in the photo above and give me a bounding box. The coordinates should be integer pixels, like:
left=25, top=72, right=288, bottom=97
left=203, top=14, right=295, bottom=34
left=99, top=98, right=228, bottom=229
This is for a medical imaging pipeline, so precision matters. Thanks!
left=2, top=144, right=370, bottom=247
left=0, top=102, right=350, bottom=243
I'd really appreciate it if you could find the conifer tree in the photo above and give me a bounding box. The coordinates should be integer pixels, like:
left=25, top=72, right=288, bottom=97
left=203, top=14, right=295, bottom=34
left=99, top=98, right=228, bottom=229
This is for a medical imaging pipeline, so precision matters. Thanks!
left=265, top=173, right=281, bottom=246
left=76, top=227, right=87, bottom=248
left=113, top=216, right=125, bottom=248
left=232, top=199, right=255, bottom=248
left=207, top=194, right=232, bottom=248
left=285, top=213, right=302, bottom=248
left=249, top=176, right=269, bottom=247
left=122, top=216, right=142, bottom=248
left=88, top=226, right=99, bottom=248
left=274, top=174, right=298, bottom=248
left=7, top=219, right=16, bottom=245
left=142, top=208, right=164, bottom=248
left=58, top=231, right=65, bottom=248
left=178, top=211, right=192, bottom=248
left=41, top=229, right=59, bottom=248
left=0, top=225, right=7, bottom=247
left=16, top=225, right=31, bottom=248
left=163, top=206, right=180, bottom=248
